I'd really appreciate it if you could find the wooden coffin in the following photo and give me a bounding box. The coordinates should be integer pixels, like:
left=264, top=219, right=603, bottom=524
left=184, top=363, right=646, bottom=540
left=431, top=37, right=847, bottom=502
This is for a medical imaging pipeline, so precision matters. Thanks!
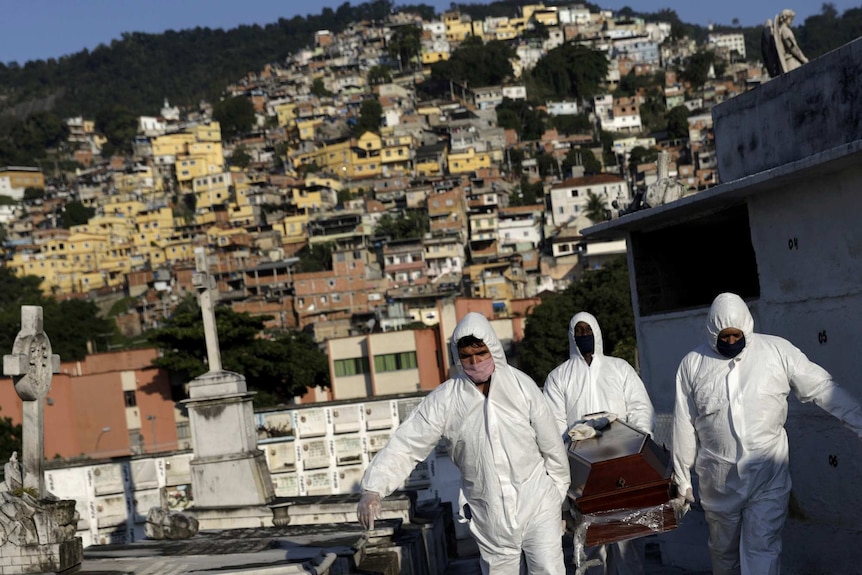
left=566, top=417, right=677, bottom=546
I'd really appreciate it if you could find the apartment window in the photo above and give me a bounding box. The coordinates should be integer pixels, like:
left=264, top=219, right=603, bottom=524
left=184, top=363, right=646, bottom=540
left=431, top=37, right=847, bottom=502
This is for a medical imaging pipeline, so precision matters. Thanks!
left=332, top=293, right=341, bottom=302
left=176, top=421, right=191, bottom=440
left=570, top=190, right=579, bottom=198
left=129, top=429, right=144, bottom=454
left=124, top=390, right=137, bottom=407
left=334, top=357, right=370, bottom=377
left=374, top=351, right=418, bottom=373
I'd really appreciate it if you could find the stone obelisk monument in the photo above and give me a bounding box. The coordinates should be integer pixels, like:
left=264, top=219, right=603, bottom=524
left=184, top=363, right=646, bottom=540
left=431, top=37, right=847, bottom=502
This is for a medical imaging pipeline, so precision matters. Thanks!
left=185, top=247, right=274, bottom=521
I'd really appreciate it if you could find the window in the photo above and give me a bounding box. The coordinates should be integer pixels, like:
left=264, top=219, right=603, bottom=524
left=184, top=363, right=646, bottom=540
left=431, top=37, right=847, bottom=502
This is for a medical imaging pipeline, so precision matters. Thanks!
left=176, top=421, right=191, bottom=440
left=334, top=357, right=370, bottom=377
left=124, top=390, right=137, bottom=407
left=374, top=351, right=418, bottom=373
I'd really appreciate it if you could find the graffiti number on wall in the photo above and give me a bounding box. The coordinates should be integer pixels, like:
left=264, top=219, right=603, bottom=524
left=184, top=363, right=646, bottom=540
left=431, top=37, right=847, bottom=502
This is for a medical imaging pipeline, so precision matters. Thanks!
left=788, top=237, right=799, bottom=250
left=818, top=330, right=828, bottom=344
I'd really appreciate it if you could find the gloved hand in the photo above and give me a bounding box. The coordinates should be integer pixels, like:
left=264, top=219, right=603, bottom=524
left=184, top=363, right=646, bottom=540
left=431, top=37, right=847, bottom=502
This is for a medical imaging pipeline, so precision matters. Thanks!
left=357, top=491, right=382, bottom=530
left=671, top=487, right=694, bottom=522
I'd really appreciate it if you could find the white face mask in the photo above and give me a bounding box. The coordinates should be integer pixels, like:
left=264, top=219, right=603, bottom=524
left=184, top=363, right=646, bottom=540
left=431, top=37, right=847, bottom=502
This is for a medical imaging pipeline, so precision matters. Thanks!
left=463, top=357, right=495, bottom=384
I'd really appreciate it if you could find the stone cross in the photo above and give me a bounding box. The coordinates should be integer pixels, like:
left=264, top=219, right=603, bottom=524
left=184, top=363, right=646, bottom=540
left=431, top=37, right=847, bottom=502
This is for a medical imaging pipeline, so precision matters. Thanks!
left=192, top=247, right=222, bottom=373
left=2, top=306, right=60, bottom=498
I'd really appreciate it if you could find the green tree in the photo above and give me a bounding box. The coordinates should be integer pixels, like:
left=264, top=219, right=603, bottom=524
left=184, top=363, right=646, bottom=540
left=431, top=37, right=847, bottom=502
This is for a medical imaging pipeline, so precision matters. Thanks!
left=61, top=200, right=95, bottom=228
left=95, top=104, right=138, bottom=155
left=681, top=51, right=715, bottom=89
left=628, top=145, right=659, bottom=167
left=562, top=147, right=601, bottom=176
left=584, top=191, right=609, bottom=223
left=355, top=98, right=383, bottom=135
left=311, top=78, right=334, bottom=97
left=373, top=210, right=429, bottom=240
left=431, top=38, right=515, bottom=87
left=295, top=243, right=334, bottom=272
left=550, top=113, right=592, bottom=135
left=495, top=98, right=546, bottom=141
left=228, top=146, right=252, bottom=169
left=519, top=257, right=635, bottom=383
left=23, top=187, right=45, bottom=202
left=388, top=24, right=422, bottom=70
left=213, top=96, right=256, bottom=140
left=0, top=268, right=114, bottom=361
left=666, top=106, right=691, bottom=140
left=148, top=297, right=329, bottom=406
left=530, top=43, right=609, bottom=100
left=368, top=65, right=392, bottom=85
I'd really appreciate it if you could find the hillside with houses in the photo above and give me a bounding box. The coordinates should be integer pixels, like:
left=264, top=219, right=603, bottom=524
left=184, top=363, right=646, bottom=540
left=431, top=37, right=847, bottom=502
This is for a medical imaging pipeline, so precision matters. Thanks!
left=0, top=1, right=782, bottom=349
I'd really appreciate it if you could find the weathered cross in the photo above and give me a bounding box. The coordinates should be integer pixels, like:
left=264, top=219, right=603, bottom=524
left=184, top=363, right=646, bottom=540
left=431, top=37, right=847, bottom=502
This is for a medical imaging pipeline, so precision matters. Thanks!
left=192, top=247, right=222, bottom=373
left=2, top=306, right=60, bottom=498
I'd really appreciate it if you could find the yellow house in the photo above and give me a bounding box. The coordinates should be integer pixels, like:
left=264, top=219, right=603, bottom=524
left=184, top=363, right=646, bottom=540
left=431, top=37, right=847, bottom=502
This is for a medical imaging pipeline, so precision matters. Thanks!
left=151, top=133, right=195, bottom=157
left=381, top=134, right=413, bottom=174
left=443, top=12, right=484, bottom=42
left=275, top=102, right=298, bottom=127
left=134, top=207, right=175, bottom=247
left=194, top=210, right=219, bottom=226
left=290, top=186, right=323, bottom=212
left=279, top=212, right=309, bottom=245
left=305, top=175, right=344, bottom=191
left=416, top=144, right=447, bottom=178
left=113, top=166, right=161, bottom=194
left=192, top=172, right=232, bottom=210
left=103, top=198, right=145, bottom=219
left=159, top=237, right=195, bottom=264
left=0, top=167, right=44, bottom=199
left=421, top=51, right=449, bottom=65
left=232, top=181, right=252, bottom=208
left=345, top=131, right=383, bottom=180
left=447, top=147, right=492, bottom=174
left=191, top=121, right=222, bottom=142
left=492, top=20, right=521, bottom=41
left=297, top=118, right=324, bottom=141
left=228, top=204, right=256, bottom=228
left=189, top=141, right=224, bottom=171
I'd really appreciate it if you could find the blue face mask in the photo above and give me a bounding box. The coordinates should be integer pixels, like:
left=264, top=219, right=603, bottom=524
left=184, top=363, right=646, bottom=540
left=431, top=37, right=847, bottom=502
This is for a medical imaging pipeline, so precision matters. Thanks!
left=575, top=334, right=595, bottom=356
left=717, top=335, right=746, bottom=358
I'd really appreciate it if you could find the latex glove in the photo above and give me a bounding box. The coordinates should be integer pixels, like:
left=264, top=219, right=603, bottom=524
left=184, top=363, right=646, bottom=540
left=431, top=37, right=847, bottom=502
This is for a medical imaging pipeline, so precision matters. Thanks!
left=671, top=487, right=693, bottom=522
left=567, top=423, right=597, bottom=441
left=357, top=491, right=382, bottom=530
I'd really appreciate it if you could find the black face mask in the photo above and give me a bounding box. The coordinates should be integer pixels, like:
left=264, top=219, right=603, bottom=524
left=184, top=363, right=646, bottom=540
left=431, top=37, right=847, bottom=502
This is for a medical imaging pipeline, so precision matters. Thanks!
left=717, top=335, right=746, bottom=358
left=575, top=334, right=595, bottom=356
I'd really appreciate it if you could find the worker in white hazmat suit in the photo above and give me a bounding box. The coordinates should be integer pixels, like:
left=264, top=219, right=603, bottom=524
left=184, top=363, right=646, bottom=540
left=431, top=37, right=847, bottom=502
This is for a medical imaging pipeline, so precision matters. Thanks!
left=358, top=312, right=570, bottom=574
left=672, top=292, right=862, bottom=575
left=544, top=311, right=655, bottom=575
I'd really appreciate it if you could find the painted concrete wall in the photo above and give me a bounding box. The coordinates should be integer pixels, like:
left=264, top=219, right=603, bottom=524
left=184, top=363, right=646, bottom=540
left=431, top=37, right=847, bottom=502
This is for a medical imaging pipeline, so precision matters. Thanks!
left=714, top=37, right=862, bottom=183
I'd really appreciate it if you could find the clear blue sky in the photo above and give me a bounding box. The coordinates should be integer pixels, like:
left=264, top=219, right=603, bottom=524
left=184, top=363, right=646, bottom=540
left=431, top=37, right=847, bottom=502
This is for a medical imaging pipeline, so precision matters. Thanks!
left=2, top=0, right=858, bottom=65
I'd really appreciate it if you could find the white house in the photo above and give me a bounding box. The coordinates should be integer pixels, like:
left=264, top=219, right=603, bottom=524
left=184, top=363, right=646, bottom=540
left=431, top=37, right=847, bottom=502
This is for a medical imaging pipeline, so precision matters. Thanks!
left=548, top=174, right=628, bottom=228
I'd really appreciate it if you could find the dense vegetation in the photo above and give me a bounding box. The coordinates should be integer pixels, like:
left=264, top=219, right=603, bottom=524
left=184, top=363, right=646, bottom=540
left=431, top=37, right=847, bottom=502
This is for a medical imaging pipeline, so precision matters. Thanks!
left=0, top=268, right=115, bottom=361
left=147, top=296, right=330, bottom=407
left=519, top=257, right=636, bottom=384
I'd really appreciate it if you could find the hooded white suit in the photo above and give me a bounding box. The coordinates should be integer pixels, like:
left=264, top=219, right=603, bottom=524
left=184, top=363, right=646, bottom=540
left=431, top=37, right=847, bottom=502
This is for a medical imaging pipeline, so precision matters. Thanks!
left=361, top=313, right=570, bottom=574
left=544, top=312, right=655, bottom=437
left=543, top=312, right=655, bottom=575
left=672, top=293, right=862, bottom=575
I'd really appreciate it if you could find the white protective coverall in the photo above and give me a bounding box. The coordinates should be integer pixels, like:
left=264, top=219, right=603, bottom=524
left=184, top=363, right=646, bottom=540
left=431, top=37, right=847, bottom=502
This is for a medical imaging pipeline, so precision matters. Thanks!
left=672, top=293, right=862, bottom=575
left=543, top=311, right=655, bottom=575
left=360, top=312, right=571, bottom=575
